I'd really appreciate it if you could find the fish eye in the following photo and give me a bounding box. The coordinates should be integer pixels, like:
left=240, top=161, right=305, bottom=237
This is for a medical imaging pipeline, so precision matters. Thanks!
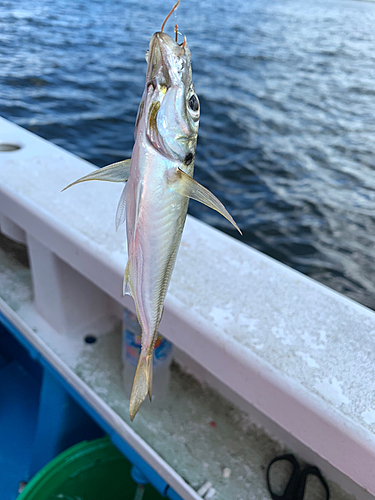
left=145, top=50, right=149, bottom=63
left=188, top=94, right=199, bottom=112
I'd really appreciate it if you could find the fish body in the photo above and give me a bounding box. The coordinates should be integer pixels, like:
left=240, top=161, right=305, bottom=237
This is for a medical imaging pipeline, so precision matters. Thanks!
left=124, top=31, right=199, bottom=418
left=63, top=7, right=241, bottom=421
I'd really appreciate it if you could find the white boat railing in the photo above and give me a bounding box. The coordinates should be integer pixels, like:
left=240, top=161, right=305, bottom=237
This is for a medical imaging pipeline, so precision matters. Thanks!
left=1, top=116, right=374, bottom=499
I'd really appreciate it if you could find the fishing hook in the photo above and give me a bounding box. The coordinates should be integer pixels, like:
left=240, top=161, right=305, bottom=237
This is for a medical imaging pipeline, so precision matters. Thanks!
left=161, top=0, right=180, bottom=32
left=177, top=35, right=186, bottom=56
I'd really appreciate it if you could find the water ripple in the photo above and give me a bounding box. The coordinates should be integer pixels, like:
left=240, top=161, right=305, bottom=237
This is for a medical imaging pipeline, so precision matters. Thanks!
left=1, top=0, right=375, bottom=309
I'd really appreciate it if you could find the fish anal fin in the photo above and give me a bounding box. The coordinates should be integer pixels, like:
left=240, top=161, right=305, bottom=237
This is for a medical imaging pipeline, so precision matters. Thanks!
left=123, top=260, right=132, bottom=297
left=62, top=159, right=131, bottom=192
left=129, top=354, right=153, bottom=421
left=169, top=168, right=242, bottom=235
left=148, top=361, right=153, bottom=401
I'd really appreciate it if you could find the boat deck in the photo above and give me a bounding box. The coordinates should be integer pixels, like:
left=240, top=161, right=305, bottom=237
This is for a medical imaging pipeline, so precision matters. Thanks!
left=0, top=233, right=352, bottom=500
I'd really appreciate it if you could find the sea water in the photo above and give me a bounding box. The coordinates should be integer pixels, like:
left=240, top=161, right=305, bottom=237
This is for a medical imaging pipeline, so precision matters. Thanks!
left=1, top=0, right=375, bottom=309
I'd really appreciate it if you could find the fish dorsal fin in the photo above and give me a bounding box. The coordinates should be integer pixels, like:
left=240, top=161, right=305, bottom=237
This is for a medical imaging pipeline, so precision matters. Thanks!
left=62, top=159, right=131, bottom=191
left=168, top=167, right=242, bottom=234
left=116, top=183, right=127, bottom=231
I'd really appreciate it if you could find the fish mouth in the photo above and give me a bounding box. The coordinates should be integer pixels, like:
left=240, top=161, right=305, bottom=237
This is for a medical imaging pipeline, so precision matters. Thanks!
left=146, top=31, right=188, bottom=87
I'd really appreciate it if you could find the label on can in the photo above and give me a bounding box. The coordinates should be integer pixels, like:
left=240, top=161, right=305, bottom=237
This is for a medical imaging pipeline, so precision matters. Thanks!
left=122, top=309, right=172, bottom=368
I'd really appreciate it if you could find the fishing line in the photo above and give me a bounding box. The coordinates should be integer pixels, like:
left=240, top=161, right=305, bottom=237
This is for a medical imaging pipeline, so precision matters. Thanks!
left=174, top=4, right=178, bottom=42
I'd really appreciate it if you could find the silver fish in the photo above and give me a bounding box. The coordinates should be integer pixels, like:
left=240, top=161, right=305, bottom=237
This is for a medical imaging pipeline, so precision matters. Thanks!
left=64, top=1, right=241, bottom=421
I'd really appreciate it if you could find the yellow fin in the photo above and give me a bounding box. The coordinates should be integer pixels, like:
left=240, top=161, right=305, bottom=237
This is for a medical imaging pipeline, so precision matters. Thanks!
left=169, top=168, right=242, bottom=235
left=62, top=159, right=131, bottom=191
left=148, top=361, right=153, bottom=401
left=122, top=260, right=132, bottom=297
left=129, top=354, right=153, bottom=421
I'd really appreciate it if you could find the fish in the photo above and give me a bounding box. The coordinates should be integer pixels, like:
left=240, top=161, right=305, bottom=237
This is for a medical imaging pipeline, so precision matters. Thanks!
left=63, top=0, right=241, bottom=421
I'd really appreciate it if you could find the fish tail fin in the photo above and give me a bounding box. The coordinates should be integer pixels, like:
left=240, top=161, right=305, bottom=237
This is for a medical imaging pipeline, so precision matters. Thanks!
left=129, top=354, right=153, bottom=421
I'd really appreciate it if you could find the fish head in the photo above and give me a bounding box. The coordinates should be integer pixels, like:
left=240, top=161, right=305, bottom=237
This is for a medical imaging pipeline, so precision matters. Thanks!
left=136, top=31, right=199, bottom=166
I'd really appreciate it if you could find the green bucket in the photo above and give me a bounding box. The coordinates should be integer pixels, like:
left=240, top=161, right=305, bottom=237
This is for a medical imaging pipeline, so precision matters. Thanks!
left=17, top=437, right=164, bottom=500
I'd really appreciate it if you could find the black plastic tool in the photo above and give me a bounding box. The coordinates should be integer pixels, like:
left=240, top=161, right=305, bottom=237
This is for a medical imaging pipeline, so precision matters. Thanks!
left=266, top=454, right=330, bottom=500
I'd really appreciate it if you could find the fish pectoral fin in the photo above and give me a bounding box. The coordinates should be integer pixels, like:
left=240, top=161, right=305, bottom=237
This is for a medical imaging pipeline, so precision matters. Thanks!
left=62, top=159, right=131, bottom=191
left=169, top=168, right=242, bottom=235
left=129, top=354, right=153, bottom=421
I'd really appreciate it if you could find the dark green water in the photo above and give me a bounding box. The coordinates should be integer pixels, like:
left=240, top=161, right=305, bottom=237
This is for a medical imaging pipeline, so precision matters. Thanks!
left=1, top=0, right=375, bottom=308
